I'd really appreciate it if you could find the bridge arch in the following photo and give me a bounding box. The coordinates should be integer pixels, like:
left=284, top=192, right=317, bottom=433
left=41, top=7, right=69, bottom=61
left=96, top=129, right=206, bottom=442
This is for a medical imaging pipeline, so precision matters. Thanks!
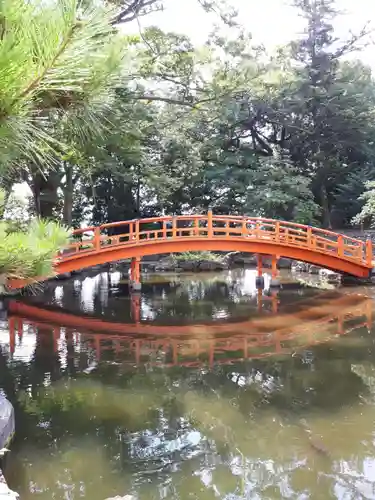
left=7, top=212, right=374, bottom=289
left=55, top=237, right=370, bottom=277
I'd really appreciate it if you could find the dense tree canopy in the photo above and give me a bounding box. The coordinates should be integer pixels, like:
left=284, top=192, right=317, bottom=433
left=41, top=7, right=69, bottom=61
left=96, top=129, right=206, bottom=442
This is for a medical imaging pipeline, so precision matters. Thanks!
left=1, top=0, right=375, bottom=230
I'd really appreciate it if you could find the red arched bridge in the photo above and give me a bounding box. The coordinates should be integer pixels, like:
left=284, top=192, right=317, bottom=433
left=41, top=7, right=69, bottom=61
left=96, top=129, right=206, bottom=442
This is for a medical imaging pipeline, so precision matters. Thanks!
left=8, top=212, right=374, bottom=289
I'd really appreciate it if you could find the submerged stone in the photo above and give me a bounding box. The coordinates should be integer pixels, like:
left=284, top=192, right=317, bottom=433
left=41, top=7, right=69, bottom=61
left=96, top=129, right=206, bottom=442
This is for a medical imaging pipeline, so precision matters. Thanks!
left=0, top=395, right=17, bottom=498
left=0, top=472, right=18, bottom=499
left=0, top=394, right=14, bottom=452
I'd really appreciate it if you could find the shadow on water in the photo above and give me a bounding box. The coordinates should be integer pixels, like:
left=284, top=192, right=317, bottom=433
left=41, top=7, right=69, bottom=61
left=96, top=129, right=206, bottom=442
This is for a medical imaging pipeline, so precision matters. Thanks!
left=0, top=269, right=375, bottom=499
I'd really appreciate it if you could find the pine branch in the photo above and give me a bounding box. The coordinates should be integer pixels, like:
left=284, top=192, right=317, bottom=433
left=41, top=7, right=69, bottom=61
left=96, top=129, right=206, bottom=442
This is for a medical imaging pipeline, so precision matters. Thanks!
left=112, top=0, right=161, bottom=25
left=12, top=25, right=77, bottom=108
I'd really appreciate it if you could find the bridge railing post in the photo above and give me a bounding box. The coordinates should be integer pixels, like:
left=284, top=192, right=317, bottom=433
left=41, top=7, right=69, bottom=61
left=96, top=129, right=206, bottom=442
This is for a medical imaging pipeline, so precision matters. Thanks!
left=255, top=222, right=261, bottom=239
left=194, top=217, right=200, bottom=237
left=135, top=220, right=140, bottom=242
left=337, top=235, right=344, bottom=257
left=275, top=221, right=280, bottom=242
left=208, top=210, right=213, bottom=238
left=241, top=218, right=247, bottom=237
left=94, top=227, right=101, bottom=251
left=307, top=227, right=312, bottom=248
left=366, top=239, right=373, bottom=266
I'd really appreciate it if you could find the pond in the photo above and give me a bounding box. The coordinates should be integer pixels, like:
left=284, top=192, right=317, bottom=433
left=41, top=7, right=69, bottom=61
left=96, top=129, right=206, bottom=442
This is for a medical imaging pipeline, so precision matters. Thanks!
left=1, top=268, right=375, bottom=499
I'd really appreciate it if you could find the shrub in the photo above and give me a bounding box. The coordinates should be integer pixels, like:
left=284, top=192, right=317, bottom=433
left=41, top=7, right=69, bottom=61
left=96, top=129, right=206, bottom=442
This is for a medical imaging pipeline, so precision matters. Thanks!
left=0, top=217, right=70, bottom=281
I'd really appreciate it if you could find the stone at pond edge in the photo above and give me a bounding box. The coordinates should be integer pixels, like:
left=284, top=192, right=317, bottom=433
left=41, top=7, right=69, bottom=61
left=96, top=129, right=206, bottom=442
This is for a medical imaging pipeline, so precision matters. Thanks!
left=0, top=472, right=18, bottom=499
left=228, top=254, right=293, bottom=269
left=291, top=262, right=323, bottom=274
left=308, top=265, right=321, bottom=275
left=291, top=261, right=309, bottom=272
left=276, top=258, right=293, bottom=269
left=292, top=262, right=343, bottom=282
left=0, top=395, right=17, bottom=499
left=319, top=269, right=342, bottom=283
left=0, top=395, right=14, bottom=452
left=227, top=253, right=258, bottom=266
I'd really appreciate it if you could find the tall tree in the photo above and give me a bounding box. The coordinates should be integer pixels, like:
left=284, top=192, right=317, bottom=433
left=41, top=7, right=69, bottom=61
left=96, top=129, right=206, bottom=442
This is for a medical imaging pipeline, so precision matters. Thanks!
left=281, top=0, right=375, bottom=227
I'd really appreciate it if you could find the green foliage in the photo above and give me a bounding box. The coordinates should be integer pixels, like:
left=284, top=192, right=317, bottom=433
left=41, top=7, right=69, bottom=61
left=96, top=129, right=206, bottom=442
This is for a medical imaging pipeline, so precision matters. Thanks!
left=276, top=0, right=375, bottom=227
left=2, top=0, right=375, bottom=231
left=333, top=166, right=374, bottom=226
left=0, top=218, right=70, bottom=280
left=352, top=181, right=375, bottom=228
left=0, top=188, right=70, bottom=281
left=171, top=252, right=224, bottom=263
left=0, top=0, right=127, bottom=165
left=0, top=190, right=4, bottom=214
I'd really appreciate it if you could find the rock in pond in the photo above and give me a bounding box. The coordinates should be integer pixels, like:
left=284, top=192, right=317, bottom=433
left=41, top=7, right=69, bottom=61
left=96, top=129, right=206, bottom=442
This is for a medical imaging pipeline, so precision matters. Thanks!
left=308, top=265, right=321, bottom=275
left=319, top=268, right=342, bottom=283
left=0, top=394, right=17, bottom=499
left=226, top=253, right=258, bottom=266
left=197, top=259, right=227, bottom=271
left=0, top=471, right=18, bottom=499
left=292, top=261, right=310, bottom=273
left=292, top=261, right=323, bottom=274
left=276, top=258, right=293, bottom=269
left=0, top=394, right=14, bottom=452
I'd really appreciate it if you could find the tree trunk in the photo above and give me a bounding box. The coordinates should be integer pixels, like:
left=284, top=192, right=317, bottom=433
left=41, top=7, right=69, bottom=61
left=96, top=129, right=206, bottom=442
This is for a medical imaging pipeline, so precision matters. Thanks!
left=136, top=179, right=140, bottom=215
left=63, top=163, right=73, bottom=227
left=30, top=169, right=62, bottom=219
left=0, top=188, right=11, bottom=219
left=320, top=184, right=331, bottom=228
left=135, top=166, right=141, bottom=216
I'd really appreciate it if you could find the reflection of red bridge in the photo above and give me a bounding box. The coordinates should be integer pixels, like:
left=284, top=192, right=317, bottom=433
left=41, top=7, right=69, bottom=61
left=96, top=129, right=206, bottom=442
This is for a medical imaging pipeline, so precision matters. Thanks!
left=8, top=213, right=374, bottom=289
left=7, top=294, right=373, bottom=365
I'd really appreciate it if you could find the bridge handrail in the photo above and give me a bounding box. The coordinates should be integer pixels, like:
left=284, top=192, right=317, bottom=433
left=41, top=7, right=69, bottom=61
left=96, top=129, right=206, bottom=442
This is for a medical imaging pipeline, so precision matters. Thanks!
left=65, top=213, right=373, bottom=267
left=72, top=216, right=366, bottom=244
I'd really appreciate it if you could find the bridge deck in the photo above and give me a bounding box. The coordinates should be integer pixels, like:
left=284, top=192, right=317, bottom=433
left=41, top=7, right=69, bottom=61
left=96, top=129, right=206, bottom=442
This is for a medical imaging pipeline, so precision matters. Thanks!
left=7, top=213, right=374, bottom=288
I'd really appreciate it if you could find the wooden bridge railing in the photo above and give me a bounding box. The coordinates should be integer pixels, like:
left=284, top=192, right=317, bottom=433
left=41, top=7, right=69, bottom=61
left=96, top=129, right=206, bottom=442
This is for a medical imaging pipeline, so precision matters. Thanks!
left=63, top=213, right=373, bottom=267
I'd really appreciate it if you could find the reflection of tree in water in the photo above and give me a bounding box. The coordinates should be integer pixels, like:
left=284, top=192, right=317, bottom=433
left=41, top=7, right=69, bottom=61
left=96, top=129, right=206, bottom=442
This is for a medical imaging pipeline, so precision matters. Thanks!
left=25, top=273, right=261, bottom=324
left=141, top=278, right=246, bottom=324
left=24, top=269, right=323, bottom=327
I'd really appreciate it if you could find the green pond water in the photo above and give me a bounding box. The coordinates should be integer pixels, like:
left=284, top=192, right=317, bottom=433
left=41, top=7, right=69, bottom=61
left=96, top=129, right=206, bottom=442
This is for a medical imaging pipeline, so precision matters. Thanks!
left=1, top=269, right=375, bottom=499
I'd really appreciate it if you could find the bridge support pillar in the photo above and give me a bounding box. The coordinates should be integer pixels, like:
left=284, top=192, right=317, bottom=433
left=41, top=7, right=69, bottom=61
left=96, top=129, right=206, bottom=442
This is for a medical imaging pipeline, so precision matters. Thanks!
left=255, top=255, right=264, bottom=289
left=130, top=257, right=141, bottom=290
left=270, top=255, right=281, bottom=288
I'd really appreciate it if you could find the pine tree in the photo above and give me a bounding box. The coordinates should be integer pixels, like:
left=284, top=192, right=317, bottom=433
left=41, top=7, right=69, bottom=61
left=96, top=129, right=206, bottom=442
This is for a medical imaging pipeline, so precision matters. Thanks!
left=286, top=0, right=374, bottom=227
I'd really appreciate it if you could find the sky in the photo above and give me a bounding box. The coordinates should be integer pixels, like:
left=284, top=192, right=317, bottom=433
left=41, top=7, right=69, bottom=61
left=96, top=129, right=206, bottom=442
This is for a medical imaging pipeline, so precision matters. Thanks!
left=128, top=0, right=375, bottom=66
